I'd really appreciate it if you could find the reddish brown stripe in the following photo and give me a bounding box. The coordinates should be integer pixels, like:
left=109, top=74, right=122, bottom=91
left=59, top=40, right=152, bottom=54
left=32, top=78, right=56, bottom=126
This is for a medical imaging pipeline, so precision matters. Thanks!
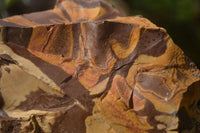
left=133, top=90, right=170, bottom=133
left=71, top=23, right=82, bottom=60
left=57, top=4, right=72, bottom=22
left=23, top=11, right=65, bottom=25
left=7, top=43, right=70, bottom=85
left=60, top=77, right=94, bottom=112
left=51, top=105, right=88, bottom=133
left=137, top=28, right=168, bottom=57
left=43, top=24, right=73, bottom=57
left=137, top=74, right=170, bottom=98
left=109, top=23, right=133, bottom=48
left=16, top=88, right=74, bottom=111
left=0, top=54, right=17, bottom=65
left=0, top=20, right=27, bottom=27
left=2, top=27, right=33, bottom=48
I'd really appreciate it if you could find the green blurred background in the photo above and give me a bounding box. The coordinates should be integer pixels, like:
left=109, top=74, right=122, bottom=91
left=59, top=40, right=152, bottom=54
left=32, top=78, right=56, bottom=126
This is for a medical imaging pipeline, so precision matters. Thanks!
left=0, top=0, right=200, bottom=68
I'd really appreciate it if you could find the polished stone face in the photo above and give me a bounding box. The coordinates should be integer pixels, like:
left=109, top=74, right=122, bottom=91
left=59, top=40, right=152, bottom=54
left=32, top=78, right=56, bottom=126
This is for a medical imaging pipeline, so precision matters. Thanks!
left=0, top=0, right=200, bottom=133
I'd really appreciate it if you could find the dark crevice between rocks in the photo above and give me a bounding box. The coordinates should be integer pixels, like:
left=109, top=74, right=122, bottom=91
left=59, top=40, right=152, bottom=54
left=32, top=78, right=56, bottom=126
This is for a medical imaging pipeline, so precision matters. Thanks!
left=31, top=115, right=44, bottom=133
left=0, top=92, right=4, bottom=109
left=177, top=80, right=200, bottom=133
left=128, top=91, right=134, bottom=109
left=60, top=75, right=72, bottom=85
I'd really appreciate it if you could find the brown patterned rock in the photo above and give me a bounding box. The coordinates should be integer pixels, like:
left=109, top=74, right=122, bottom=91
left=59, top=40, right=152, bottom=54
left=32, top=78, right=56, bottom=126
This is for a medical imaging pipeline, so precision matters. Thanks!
left=0, top=0, right=200, bottom=133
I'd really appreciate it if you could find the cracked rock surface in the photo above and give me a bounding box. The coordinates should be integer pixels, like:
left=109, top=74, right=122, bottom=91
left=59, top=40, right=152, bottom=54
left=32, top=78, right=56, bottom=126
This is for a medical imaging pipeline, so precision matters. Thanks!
left=0, top=0, right=200, bottom=133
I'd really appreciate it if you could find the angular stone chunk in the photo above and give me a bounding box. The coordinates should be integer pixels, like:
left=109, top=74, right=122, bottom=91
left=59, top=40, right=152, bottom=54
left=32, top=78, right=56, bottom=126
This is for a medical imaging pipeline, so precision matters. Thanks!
left=0, top=0, right=200, bottom=133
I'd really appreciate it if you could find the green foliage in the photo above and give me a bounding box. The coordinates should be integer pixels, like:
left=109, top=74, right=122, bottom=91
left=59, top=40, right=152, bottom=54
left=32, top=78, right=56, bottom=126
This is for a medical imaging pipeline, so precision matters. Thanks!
left=127, top=0, right=199, bottom=22
left=0, top=0, right=21, bottom=18
left=5, top=0, right=21, bottom=8
left=0, top=0, right=56, bottom=18
left=0, top=0, right=5, bottom=18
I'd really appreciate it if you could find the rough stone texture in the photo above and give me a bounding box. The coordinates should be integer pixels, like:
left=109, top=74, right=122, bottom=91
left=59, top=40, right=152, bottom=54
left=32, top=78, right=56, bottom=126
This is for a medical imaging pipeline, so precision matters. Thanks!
left=0, top=0, right=200, bottom=133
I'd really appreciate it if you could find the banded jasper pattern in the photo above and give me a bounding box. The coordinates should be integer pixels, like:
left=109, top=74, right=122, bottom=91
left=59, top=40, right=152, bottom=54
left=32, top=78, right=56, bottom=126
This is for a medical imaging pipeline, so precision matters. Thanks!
left=0, top=0, right=200, bottom=133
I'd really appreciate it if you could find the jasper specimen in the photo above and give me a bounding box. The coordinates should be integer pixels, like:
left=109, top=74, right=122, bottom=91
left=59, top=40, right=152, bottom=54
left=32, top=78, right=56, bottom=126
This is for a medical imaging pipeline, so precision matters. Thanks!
left=0, top=0, right=200, bottom=133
